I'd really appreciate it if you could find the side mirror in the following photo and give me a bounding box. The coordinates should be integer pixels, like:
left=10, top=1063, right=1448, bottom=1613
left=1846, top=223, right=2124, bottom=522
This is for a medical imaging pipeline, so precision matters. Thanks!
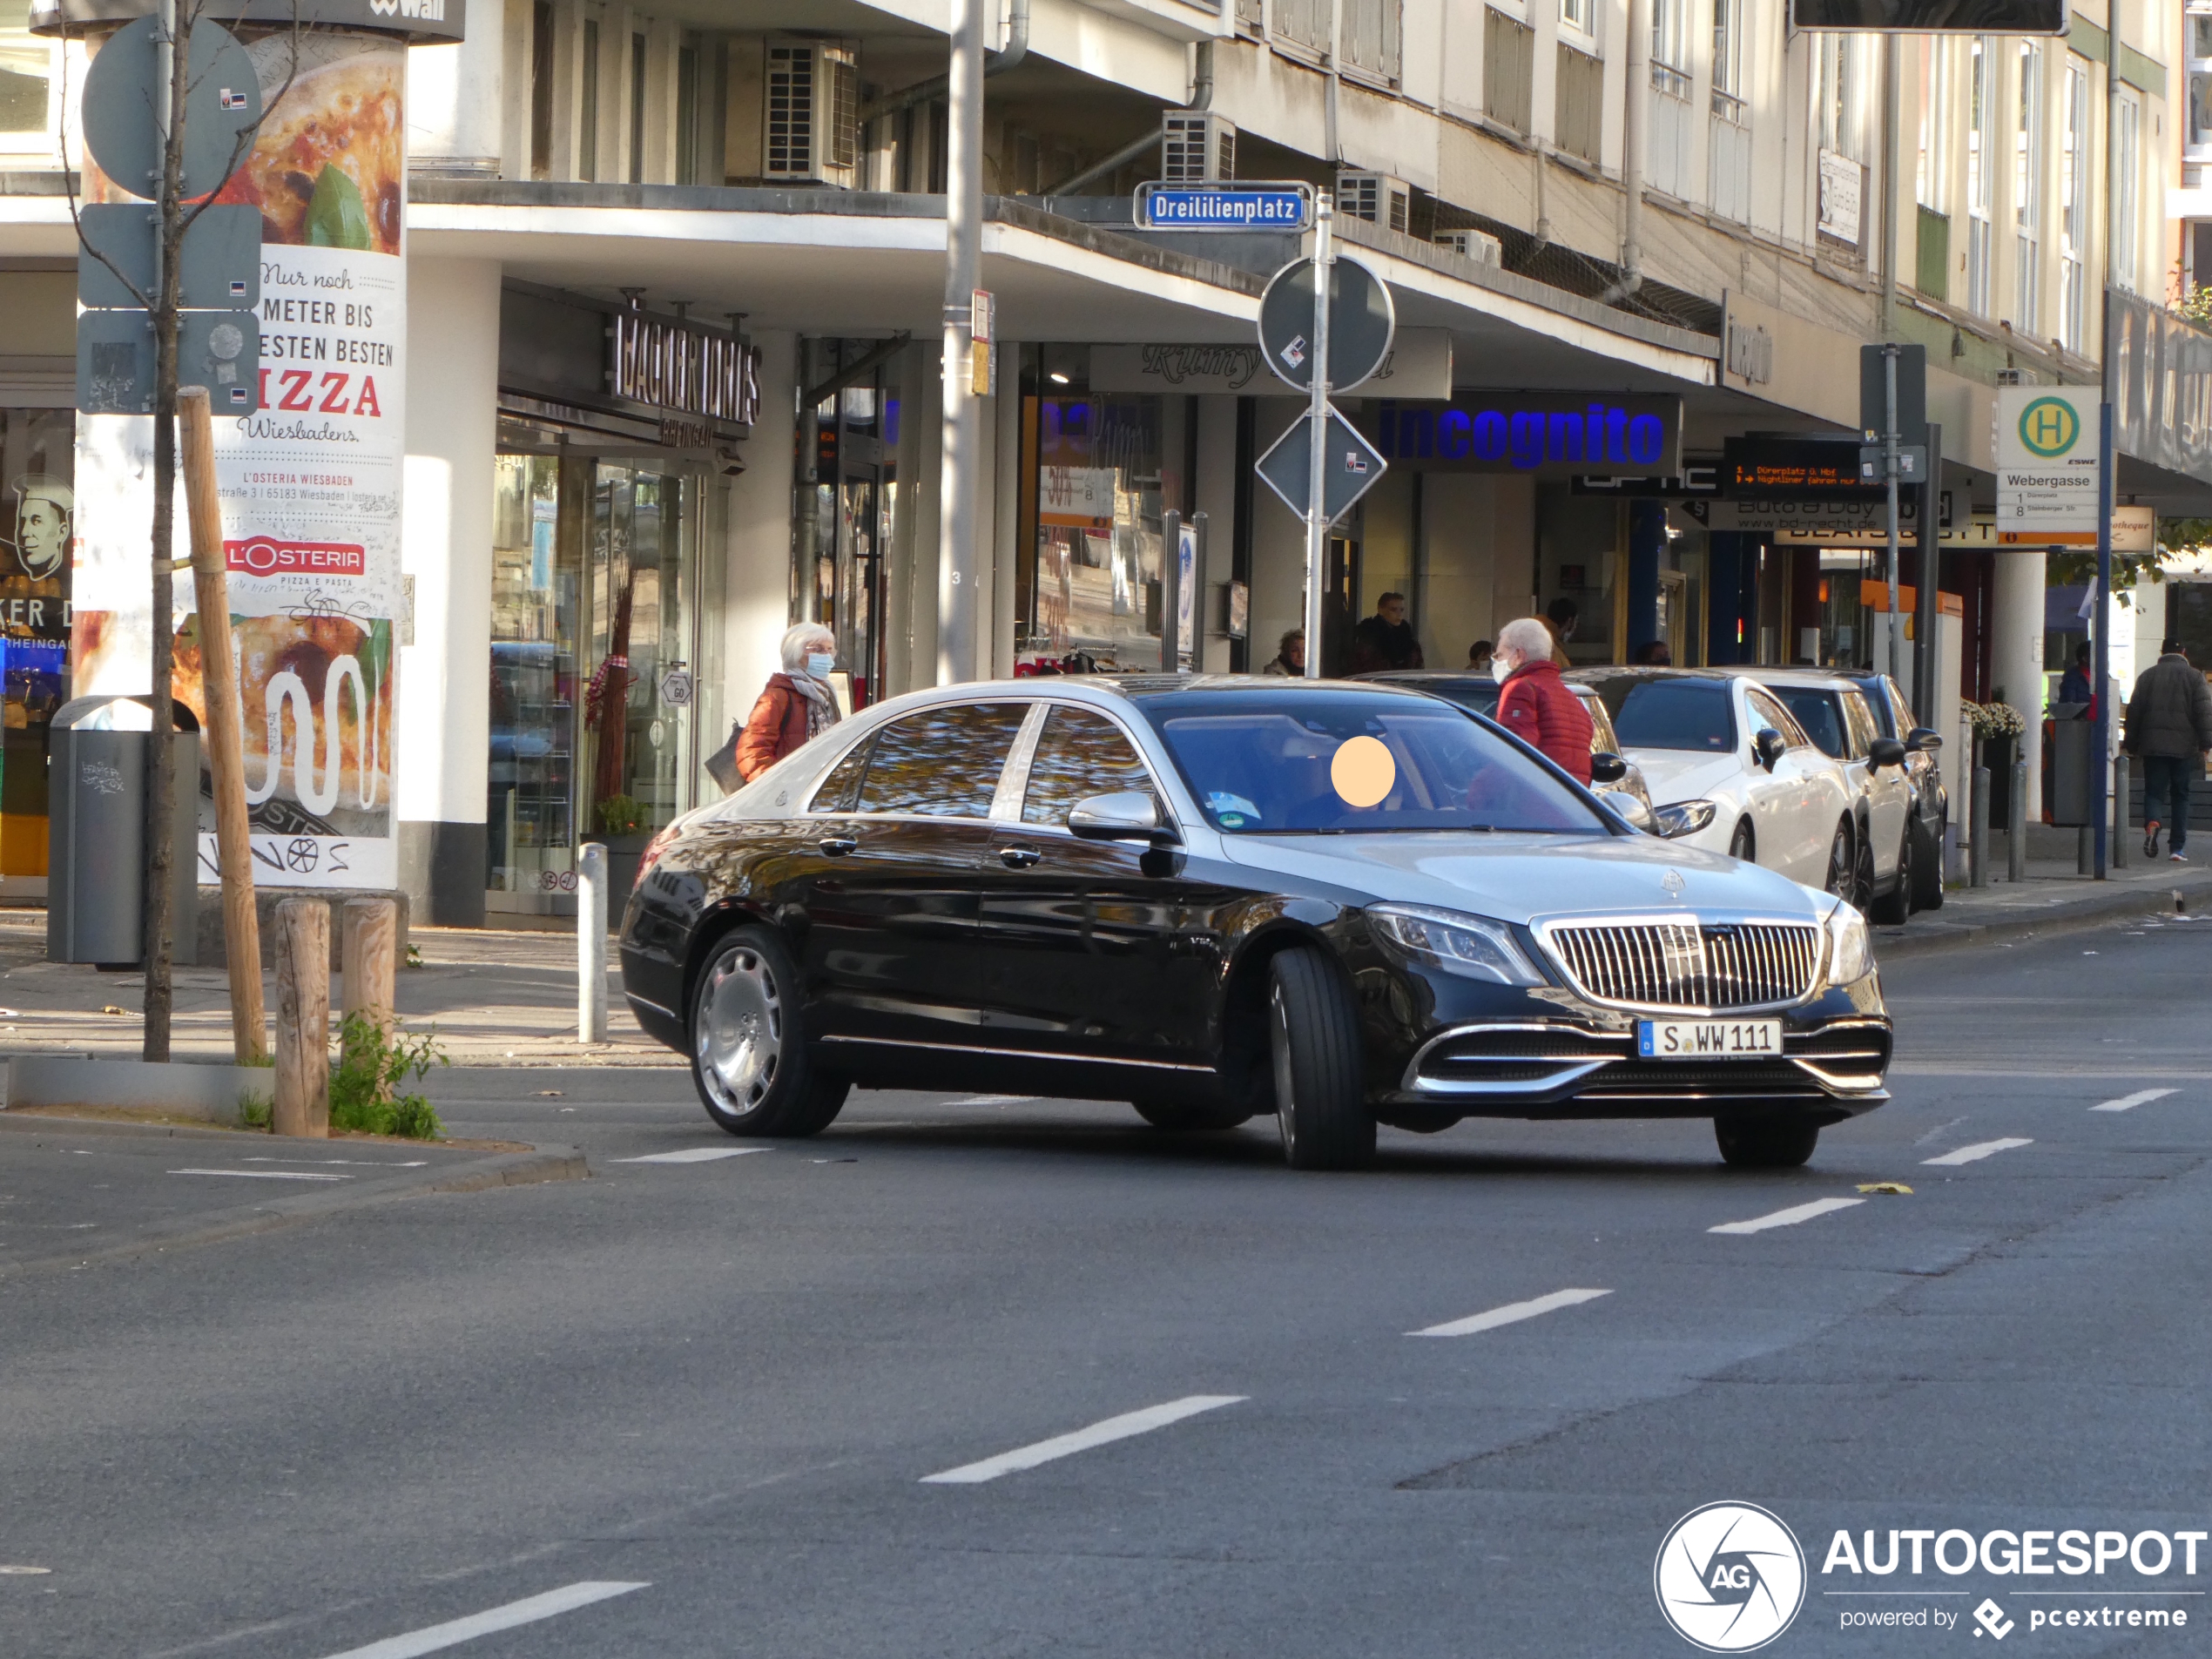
left=1868, top=737, right=1908, bottom=770
left=1589, top=751, right=1629, bottom=785
left=1905, top=725, right=1942, bottom=753
left=1753, top=727, right=1787, bottom=771
left=1068, top=791, right=1181, bottom=846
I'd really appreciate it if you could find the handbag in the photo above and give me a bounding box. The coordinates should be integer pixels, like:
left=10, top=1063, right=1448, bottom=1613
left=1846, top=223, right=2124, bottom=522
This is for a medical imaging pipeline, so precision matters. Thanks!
left=703, top=719, right=744, bottom=794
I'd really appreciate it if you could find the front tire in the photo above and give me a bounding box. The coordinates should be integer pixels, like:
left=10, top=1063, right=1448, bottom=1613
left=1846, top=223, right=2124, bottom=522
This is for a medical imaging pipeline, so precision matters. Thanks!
left=1869, top=827, right=1912, bottom=925
left=1728, top=819, right=1756, bottom=862
left=689, top=927, right=849, bottom=1137
left=1714, top=1115, right=1820, bottom=1169
left=1132, top=1100, right=1256, bottom=1133
left=1267, top=948, right=1374, bottom=1170
left=1822, top=820, right=1854, bottom=904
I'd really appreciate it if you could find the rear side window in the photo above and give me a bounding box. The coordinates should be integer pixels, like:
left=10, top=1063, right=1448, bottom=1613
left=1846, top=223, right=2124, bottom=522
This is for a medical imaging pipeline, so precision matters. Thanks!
left=1022, top=706, right=1157, bottom=826
left=1770, top=687, right=1848, bottom=759
left=809, top=738, right=873, bottom=813
left=855, top=703, right=1029, bottom=818
left=1608, top=679, right=1736, bottom=752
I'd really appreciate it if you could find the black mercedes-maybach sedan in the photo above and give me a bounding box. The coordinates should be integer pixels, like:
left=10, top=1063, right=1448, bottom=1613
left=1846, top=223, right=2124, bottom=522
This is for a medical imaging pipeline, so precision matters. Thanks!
left=619, top=678, right=1891, bottom=1170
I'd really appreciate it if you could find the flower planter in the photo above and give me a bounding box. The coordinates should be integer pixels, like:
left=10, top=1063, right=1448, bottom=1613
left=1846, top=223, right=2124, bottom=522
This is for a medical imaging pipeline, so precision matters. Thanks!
left=602, top=832, right=651, bottom=910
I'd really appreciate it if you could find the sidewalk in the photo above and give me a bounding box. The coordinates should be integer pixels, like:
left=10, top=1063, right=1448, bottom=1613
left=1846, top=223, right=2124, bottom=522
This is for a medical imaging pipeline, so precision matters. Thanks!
left=1876, top=850, right=2212, bottom=960
left=0, top=911, right=677, bottom=1070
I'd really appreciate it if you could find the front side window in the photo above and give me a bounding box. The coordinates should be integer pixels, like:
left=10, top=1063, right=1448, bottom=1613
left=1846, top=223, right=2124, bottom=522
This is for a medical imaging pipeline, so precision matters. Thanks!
left=1745, top=687, right=1812, bottom=750
left=1022, top=706, right=1157, bottom=826
left=1842, top=689, right=1883, bottom=759
left=1147, top=693, right=1607, bottom=835
left=853, top=703, right=1028, bottom=819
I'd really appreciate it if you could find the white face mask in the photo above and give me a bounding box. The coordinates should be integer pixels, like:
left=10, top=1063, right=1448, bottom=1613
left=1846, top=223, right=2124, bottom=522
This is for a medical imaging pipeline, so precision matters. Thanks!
left=806, top=651, right=835, bottom=679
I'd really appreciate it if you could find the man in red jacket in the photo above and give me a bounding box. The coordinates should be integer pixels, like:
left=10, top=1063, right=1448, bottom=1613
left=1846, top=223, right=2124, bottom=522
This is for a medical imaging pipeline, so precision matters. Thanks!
left=1492, top=617, right=1593, bottom=784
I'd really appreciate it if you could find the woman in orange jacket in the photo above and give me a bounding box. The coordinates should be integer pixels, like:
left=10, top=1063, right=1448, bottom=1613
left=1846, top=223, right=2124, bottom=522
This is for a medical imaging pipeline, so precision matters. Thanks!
left=732, top=623, right=841, bottom=783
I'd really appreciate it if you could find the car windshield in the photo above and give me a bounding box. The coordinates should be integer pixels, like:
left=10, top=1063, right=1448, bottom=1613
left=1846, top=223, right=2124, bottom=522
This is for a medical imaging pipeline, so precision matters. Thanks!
left=1769, top=687, right=1848, bottom=759
left=1369, top=677, right=1501, bottom=717
left=1143, top=691, right=1608, bottom=834
left=1582, top=677, right=1737, bottom=752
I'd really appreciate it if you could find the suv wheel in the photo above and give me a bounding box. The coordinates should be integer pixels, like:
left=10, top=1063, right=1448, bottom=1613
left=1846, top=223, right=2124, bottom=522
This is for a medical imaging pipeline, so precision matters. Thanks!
left=689, top=927, right=849, bottom=1137
left=1268, top=948, right=1374, bottom=1170
left=1714, top=1115, right=1820, bottom=1169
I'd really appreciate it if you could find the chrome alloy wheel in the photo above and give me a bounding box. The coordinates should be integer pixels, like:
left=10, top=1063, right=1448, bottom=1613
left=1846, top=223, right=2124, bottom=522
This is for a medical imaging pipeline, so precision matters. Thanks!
left=696, top=943, right=783, bottom=1115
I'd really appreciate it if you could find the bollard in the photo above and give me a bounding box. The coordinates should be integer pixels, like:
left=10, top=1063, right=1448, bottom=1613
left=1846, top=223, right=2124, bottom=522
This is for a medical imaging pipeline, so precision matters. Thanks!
left=578, top=842, right=608, bottom=1044
left=2113, top=754, right=2129, bottom=870
left=1971, top=765, right=1990, bottom=888
left=273, top=897, right=330, bottom=1138
left=2008, top=759, right=2028, bottom=884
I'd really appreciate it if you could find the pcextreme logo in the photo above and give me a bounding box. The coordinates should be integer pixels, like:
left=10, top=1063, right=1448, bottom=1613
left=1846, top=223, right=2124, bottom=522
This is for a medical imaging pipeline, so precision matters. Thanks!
left=2016, top=395, right=2081, bottom=458
left=1656, top=1502, right=1808, bottom=1652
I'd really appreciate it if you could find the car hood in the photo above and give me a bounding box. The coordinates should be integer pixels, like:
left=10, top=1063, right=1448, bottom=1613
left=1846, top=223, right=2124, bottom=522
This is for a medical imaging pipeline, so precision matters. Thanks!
left=1217, top=829, right=1825, bottom=925
left=1618, top=749, right=1745, bottom=805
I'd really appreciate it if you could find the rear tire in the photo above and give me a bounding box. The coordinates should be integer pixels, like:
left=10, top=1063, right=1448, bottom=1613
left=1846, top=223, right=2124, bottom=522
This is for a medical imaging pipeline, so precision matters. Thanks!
left=1714, top=1115, right=1820, bottom=1169
left=1909, top=813, right=1945, bottom=911
left=1869, top=828, right=1912, bottom=925
left=1132, top=1100, right=1256, bottom=1133
left=688, top=926, right=849, bottom=1137
left=1267, top=948, right=1374, bottom=1170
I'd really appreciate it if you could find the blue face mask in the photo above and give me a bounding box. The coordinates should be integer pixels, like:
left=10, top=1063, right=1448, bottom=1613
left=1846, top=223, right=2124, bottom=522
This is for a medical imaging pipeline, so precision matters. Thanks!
left=806, top=651, right=835, bottom=679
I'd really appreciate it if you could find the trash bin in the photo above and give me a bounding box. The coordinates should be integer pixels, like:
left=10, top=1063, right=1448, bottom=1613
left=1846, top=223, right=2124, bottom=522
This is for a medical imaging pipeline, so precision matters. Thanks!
left=48, top=696, right=199, bottom=968
left=2048, top=710, right=2095, bottom=828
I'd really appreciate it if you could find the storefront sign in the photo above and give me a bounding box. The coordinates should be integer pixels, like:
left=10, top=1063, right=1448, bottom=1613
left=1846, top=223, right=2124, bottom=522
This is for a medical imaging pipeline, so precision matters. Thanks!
left=609, top=308, right=759, bottom=426
left=73, top=29, right=409, bottom=890
left=1089, top=330, right=1450, bottom=400
left=1995, top=385, right=2100, bottom=543
left=1366, top=394, right=1681, bottom=475
left=2107, top=287, right=2212, bottom=490
left=1817, top=148, right=1862, bottom=245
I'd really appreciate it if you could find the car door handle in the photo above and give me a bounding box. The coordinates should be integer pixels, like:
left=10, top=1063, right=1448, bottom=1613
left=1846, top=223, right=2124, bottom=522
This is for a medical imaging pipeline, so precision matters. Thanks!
left=997, top=844, right=1042, bottom=868
left=818, top=836, right=858, bottom=857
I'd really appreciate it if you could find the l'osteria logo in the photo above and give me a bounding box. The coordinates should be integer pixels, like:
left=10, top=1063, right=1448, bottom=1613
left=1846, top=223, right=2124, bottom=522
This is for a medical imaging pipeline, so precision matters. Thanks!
left=2017, top=395, right=2081, bottom=458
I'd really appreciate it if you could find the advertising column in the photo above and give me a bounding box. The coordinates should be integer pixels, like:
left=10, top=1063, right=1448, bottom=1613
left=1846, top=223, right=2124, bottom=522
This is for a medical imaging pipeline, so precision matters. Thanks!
left=71, top=26, right=409, bottom=889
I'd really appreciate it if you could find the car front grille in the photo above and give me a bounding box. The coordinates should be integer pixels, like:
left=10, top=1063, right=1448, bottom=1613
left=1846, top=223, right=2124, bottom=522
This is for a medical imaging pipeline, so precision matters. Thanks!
left=1543, top=921, right=1821, bottom=1011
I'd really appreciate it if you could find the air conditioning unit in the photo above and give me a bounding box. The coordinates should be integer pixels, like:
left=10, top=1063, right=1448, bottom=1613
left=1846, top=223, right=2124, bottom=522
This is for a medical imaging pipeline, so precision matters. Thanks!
left=1337, top=172, right=1411, bottom=234
left=1996, top=368, right=2040, bottom=387
left=763, top=39, right=860, bottom=188
left=1162, top=111, right=1235, bottom=182
left=1434, top=227, right=1502, bottom=266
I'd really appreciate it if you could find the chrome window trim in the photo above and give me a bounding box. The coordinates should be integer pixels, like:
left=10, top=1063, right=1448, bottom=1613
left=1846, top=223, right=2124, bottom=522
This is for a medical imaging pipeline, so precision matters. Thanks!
left=806, top=697, right=1036, bottom=825
left=1006, top=697, right=1184, bottom=834
left=1529, top=910, right=1826, bottom=1015
left=989, top=702, right=1049, bottom=823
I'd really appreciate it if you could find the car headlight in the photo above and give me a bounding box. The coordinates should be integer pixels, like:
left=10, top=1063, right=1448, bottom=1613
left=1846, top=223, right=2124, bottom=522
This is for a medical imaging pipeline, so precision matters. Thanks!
left=1653, top=799, right=1718, bottom=840
left=1824, top=899, right=1872, bottom=985
left=1367, top=905, right=1544, bottom=986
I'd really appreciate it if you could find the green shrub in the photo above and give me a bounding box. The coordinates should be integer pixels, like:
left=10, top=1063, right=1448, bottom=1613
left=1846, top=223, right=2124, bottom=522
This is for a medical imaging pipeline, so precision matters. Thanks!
left=596, top=793, right=647, bottom=836
left=237, top=1094, right=272, bottom=1130
left=329, top=1012, right=449, bottom=1139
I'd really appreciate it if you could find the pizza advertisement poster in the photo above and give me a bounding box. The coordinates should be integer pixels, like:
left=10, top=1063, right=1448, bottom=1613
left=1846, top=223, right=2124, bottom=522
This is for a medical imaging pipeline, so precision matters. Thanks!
left=71, top=30, right=406, bottom=892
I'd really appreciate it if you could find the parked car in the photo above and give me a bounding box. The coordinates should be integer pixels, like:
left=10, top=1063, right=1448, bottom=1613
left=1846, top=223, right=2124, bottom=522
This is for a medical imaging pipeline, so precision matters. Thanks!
left=1828, top=670, right=1948, bottom=913
left=1352, top=671, right=1661, bottom=829
left=620, top=677, right=1892, bottom=1172
left=1714, top=668, right=1914, bottom=921
left=1566, top=668, right=1864, bottom=901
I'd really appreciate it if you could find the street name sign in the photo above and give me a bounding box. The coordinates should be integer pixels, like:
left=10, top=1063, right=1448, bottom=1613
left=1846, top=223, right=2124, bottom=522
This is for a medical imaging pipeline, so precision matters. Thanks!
left=1135, top=183, right=1312, bottom=232
left=1996, top=386, right=2101, bottom=543
left=1255, top=407, right=1387, bottom=526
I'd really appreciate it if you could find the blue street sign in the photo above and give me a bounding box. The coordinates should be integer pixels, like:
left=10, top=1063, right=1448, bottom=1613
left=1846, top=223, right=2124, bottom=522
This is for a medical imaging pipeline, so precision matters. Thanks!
left=1135, top=183, right=1312, bottom=232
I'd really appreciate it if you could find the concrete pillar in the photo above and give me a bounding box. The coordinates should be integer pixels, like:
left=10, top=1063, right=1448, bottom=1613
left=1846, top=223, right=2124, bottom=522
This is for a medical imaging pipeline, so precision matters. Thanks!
left=398, top=257, right=501, bottom=927
left=1247, top=398, right=1306, bottom=671
left=723, top=329, right=796, bottom=735
left=1626, top=500, right=1665, bottom=658
left=1416, top=474, right=1494, bottom=670
left=1193, top=395, right=1238, bottom=671
left=992, top=360, right=1020, bottom=677
left=406, top=0, right=506, bottom=177
left=1992, top=547, right=2047, bottom=820
left=886, top=341, right=939, bottom=698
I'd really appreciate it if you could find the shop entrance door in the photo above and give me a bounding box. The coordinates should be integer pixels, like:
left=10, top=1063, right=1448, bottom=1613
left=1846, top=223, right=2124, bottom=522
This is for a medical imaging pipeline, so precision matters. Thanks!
left=805, top=347, right=899, bottom=711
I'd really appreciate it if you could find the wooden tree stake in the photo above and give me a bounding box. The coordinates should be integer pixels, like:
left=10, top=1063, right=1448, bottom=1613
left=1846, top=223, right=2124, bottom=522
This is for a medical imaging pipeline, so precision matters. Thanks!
left=273, top=896, right=329, bottom=1138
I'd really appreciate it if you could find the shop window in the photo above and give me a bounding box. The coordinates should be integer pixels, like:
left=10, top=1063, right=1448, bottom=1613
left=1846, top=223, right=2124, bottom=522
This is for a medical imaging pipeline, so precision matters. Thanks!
left=489, top=455, right=579, bottom=894
left=586, top=465, right=696, bottom=840
left=0, top=0, right=52, bottom=157
left=1026, top=394, right=1164, bottom=664
left=0, top=407, right=71, bottom=880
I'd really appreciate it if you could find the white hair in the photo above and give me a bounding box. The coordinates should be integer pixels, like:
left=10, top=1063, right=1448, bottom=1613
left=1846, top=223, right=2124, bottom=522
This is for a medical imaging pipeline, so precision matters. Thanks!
left=781, top=622, right=837, bottom=675
left=1496, top=617, right=1553, bottom=661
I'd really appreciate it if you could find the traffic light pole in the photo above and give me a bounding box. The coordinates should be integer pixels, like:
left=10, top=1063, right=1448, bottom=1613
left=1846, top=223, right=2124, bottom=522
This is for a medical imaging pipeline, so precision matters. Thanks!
left=1302, top=197, right=1332, bottom=680
left=1883, top=342, right=1902, bottom=688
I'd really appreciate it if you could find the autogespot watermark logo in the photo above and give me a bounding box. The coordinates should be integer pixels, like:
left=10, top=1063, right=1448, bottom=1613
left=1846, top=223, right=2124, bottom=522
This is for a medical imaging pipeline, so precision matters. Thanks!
left=1656, top=1502, right=1808, bottom=1652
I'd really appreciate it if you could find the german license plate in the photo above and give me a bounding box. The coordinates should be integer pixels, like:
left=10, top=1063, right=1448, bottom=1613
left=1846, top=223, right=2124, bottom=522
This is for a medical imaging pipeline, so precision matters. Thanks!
left=1637, top=1017, right=1782, bottom=1059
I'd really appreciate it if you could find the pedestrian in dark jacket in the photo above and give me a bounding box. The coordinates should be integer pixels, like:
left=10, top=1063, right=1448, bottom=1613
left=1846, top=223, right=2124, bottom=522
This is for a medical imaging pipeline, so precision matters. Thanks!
left=735, top=623, right=841, bottom=782
left=1349, top=591, right=1423, bottom=672
left=1492, top=617, right=1593, bottom=784
left=2125, top=638, right=2212, bottom=860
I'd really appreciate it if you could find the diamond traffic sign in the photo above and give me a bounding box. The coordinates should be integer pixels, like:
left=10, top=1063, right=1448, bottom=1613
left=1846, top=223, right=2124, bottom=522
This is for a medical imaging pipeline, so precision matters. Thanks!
left=78, top=203, right=261, bottom=311
left=78, top=16, right=261, bottom=202
left=1254, top=406, right=1388, bottom=526
left=1258, top=254, right=1395, bottom=393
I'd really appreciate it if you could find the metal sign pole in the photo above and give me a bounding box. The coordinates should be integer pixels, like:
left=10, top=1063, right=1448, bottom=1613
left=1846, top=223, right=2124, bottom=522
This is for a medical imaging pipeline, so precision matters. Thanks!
left=1303, top=197, right=1333, bottom=680
left=1884, top=342, right=1902, bottom=685
left=2093, top=400, right=2114, bottom=879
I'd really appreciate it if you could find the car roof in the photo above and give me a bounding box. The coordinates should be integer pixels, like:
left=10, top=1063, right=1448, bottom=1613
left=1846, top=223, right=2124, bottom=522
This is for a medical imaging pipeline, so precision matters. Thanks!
left=856, top=674, right=1447, bottom=718
left=1707, top=666, right=1871, bottom=693
left=1561, top=666, right=1739, bottom=685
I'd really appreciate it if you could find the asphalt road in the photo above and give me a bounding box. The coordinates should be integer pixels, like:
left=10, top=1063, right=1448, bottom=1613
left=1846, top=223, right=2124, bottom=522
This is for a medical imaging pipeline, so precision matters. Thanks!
left=1, top=913, right=2208, bottom=1658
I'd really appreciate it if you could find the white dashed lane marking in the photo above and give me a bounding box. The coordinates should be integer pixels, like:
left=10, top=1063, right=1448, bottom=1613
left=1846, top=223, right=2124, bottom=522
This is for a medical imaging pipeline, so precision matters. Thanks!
left=611, top=1148, right=772, bottom=1163
left=921, top=1395, right=1246, bottom=1485
left=312, top=1581, right=651, bottom=1659
left=1922, top=1137, right=2034, bottom=1166
left=2090, top=1088, right=2177, bottom=1113
left=1708, top=1197, right=1865, bottom=1235
left=1408, top=1287, right=1613, bottom=1338
left=169, top=1169, right=350, bottom=1182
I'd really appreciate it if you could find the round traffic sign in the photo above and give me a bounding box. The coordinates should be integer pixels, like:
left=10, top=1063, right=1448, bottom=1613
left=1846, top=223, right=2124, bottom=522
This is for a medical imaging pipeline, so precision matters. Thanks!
left=80, top=16, right=261, bottom=203
left=1258, top=254, right=1396, bottom=393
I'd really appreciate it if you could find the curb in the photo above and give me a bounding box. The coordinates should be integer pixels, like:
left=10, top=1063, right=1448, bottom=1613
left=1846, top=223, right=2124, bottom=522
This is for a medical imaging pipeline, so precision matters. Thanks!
left=0, top=1121, right=587, bottom=1280
left=1876, top=878, right=2206, bottom=961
